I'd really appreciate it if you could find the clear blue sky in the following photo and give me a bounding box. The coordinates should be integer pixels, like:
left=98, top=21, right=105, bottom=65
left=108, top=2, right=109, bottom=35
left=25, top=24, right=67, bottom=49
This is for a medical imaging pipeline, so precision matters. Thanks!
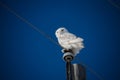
left=0, top=0, right=120, bottom=80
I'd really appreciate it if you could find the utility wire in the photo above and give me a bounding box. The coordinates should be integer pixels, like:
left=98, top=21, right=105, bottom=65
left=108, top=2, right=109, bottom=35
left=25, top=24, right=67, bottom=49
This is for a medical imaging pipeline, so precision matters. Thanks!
left=0, top=1, right=60, bottom=46
left=75, top=56, right=105, bottom=80
left=81, top=62, right=105, bottom=80
left=108, top=0, right=120, bottom=9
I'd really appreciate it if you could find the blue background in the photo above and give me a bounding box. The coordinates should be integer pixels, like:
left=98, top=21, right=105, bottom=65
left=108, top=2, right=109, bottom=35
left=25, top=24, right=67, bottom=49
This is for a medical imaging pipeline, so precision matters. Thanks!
left=0, top=0, right=120, bottom=80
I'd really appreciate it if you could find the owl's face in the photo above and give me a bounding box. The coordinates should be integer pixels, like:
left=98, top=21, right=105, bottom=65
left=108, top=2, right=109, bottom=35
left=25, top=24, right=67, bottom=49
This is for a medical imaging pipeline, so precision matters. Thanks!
left=55, top=27, right=68, bottom=38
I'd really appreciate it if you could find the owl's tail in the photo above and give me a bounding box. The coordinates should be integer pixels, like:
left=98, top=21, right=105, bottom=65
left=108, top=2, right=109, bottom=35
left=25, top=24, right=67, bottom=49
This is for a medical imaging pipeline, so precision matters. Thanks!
left=71, top=43, right=84, bottom=55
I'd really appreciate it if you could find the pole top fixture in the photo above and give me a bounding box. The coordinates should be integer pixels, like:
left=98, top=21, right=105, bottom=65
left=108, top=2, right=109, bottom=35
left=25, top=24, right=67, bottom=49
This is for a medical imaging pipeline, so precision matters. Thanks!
left=62, top=49, right=75, bottom=62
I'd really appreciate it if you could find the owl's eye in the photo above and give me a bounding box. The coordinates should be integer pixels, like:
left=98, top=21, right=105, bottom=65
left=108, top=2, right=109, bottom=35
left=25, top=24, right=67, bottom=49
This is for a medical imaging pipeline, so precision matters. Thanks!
left=61, top=29, right=64, bottom=31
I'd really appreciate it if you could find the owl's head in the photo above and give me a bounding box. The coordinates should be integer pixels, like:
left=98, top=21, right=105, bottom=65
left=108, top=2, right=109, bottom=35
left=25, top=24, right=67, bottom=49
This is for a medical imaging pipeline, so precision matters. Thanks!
left=55, top=27, right=68, bottom=38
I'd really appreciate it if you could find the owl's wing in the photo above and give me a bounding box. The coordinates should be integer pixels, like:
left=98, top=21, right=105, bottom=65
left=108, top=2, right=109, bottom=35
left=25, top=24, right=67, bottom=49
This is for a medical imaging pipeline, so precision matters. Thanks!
left=58, top=32, right=76, bottom=47
left=62, top=32, right=77, bottom=40
left=69, top=37, right=83, bottom=44
left=63, top=33, right=84, bottom=44
left=59, top=33, right=75, bottom=44
left=58, top=32, right=84, bottom=54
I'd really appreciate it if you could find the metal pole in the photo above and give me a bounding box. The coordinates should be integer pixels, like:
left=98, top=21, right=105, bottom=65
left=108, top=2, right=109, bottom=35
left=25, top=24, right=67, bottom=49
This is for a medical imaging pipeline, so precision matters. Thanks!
left=62, top=50, right=86, bottom=80
left=66, top=61, right=72, bottom=80
left=71, top=64, right=86, bottom=80
left=63, top=51, right=74, bottom=80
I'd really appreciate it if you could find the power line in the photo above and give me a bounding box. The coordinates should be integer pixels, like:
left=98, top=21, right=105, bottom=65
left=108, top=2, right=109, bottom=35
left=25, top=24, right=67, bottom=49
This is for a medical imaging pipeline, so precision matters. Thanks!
left=75, top=56, right=105, bottom=80
left=108, top=0, right=120, bottom=9
left=0, top=1, right=60, bottom=47
left=81, top=62, right=105, bottom=80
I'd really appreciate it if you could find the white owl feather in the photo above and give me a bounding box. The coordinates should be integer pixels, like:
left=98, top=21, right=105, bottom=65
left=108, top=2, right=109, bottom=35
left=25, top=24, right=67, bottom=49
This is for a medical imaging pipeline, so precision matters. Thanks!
left=55, top=27, right=84, bottom=56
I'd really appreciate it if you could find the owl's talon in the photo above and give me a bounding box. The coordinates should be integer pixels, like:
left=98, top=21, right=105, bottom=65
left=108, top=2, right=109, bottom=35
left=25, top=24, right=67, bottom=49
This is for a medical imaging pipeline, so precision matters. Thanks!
left=61, top=49, right=73, bottom=53
left=61, top=49, right=65, bottom=53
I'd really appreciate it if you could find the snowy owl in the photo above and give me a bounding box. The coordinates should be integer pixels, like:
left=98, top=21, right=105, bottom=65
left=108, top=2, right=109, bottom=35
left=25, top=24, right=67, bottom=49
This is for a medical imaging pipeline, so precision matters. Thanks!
left=55, top=27, right=84, bottom=56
